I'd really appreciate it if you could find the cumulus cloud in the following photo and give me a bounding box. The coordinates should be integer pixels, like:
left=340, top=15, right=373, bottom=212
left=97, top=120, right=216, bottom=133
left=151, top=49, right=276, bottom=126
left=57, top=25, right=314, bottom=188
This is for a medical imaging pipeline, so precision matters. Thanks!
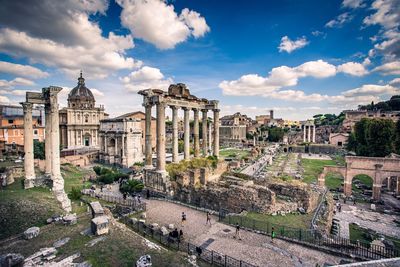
left=219, top=60, right=337, bottom=97
left=278, top=36, right=309, bottom=53
left=342, top=0, right=365, bottom=9
left=117, top=0, right=210, bottom=49
left=0, top=61, right=49, bottom=79
left=325, top=12, right=353, bottom=28
left=0, top=77, right=35, bottom=89
left=0, top=96, right=10, bottom=104
left=342, top=84, right=399, bottom=96
left=373, top=61, right=400, bottom=75
left=363, top=0, right=400, bottom=61
left=0, top=1, right=140, bottom=78
left=389, top=77, right=400, bottom=86
left=120, top=66, right=173, bottom=92
left=337, top=62, right=369, bottom=76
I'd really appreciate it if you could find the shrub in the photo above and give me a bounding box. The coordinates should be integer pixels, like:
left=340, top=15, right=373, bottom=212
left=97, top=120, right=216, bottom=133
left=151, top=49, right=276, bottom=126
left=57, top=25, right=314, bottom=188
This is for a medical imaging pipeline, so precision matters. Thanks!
left=68, top=187, right=82, bottom=200
left=93, top=166, right=102, bottom=176
left=120, top=179, right=144, bottom=194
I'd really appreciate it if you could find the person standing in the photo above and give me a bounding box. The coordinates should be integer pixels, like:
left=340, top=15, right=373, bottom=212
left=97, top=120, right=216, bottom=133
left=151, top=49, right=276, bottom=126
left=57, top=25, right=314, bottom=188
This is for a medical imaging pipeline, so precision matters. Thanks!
left=181, top=212, right=186, bottom=227
left=234, top=223, right=241, bottom=240
left=206, top=212, right=211, bottom=226
left=271, top=227, right=276, bottom=243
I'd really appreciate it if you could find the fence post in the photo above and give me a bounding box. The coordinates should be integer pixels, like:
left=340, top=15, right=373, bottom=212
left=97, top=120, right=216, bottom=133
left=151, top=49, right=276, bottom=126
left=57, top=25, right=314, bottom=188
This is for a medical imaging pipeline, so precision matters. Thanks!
left=240, top=260, right=242, bottom=267
left=224, top=255, right=227, bottom=267
left=211, top=251, right=214, bottom=264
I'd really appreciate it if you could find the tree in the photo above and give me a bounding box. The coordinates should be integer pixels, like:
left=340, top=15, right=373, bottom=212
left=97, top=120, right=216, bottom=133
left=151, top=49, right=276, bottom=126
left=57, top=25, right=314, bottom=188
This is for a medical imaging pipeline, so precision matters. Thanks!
left=33, top=140, right=45, bottom=159
left=268, top=127, right=284, bottom=142
left=120, top=179, right=144, bottom=194
left=346, top=132, right=357, bottom=152
left=365, top=119, right=395, bottom=157
left=395, top=120, right=400, bottom=154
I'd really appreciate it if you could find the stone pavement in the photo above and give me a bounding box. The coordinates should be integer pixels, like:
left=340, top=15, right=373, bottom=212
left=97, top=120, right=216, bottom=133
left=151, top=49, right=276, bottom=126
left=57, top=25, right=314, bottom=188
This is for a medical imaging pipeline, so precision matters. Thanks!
left=334, top=202, right=400, bottom=239
left=144, top=199, right=347, bottom=267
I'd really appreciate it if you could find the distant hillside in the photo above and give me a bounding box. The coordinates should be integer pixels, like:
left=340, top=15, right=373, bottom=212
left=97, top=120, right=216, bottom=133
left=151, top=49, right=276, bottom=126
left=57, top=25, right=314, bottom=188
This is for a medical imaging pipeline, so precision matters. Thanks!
left=358, top=95, right=400, bottom=111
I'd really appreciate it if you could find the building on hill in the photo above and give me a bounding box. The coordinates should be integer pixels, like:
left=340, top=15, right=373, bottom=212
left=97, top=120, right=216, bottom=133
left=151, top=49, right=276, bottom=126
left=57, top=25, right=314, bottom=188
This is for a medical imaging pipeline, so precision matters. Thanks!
left=219, top=112, right=252, bottom=145
left=343, top=109, right=400, bottom=132
left=59, top=72, right=108, bottom=150
left=98, top=117, right=143, bottom=168
left=256, top=110, right=274, bottom=124
left=329, top=133, right=349, bottom=147
left=0, top=105, right=45, bottom=151
left=115, top=111, right=156, bottom=153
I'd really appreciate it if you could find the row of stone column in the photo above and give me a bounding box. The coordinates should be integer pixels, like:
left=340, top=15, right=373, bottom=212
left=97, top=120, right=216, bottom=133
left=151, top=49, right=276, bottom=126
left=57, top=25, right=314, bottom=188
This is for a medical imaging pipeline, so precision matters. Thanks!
left=144, top=103, right=219, bottom=173
left=303, top=125, right=316, bottom=143
left=22, top=87, right=71, bottom=212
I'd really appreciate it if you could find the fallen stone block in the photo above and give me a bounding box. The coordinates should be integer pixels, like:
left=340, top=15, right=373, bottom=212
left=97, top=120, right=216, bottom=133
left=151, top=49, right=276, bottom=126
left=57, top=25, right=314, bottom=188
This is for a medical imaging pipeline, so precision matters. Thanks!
left=63, top=214, right=77, bottom=225
left=24, top=227, right=40, bottom=240
left=0, top=253, right=24, bottom=267
left=53, top=237, right=70, bottom=248
left=91, top=215, right=109, bottom=236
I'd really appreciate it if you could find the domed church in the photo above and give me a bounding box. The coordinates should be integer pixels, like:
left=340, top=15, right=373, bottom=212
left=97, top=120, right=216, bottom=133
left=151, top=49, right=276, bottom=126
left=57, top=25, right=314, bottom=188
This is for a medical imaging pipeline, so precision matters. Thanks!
left=59, top=72, right=108, bottom=149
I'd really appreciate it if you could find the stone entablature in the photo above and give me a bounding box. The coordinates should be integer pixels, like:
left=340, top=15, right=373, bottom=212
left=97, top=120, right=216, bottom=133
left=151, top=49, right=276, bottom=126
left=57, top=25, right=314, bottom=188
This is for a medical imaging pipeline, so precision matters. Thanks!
left=139, top=83, right=219, bottom=193
left=99, top=117, right=142, bottom=168
left=318, top=156, right=400, bottom=201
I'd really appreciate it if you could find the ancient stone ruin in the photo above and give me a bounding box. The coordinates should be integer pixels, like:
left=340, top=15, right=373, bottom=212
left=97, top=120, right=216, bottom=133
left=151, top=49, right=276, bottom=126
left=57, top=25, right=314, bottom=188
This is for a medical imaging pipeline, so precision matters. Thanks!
left=138, top=83, right=219, bottom=193
left=21, top=87, right=71, bottom=212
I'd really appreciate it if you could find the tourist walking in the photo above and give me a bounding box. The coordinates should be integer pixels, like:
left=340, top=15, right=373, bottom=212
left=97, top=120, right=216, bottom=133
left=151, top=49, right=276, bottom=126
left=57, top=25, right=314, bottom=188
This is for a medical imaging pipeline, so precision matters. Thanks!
left=234, top=223, right=241, bottom=240
left=206, top=212, right=211, bottom=226
left=181, top=212, right=186, bottom=227
left=271, top=227, right=276, bottom=243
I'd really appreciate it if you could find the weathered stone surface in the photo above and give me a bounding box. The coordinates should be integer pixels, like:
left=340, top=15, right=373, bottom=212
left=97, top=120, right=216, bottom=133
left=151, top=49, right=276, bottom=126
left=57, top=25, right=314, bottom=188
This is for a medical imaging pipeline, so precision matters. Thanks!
left=0, top=253, right=24, bottom=267
left=140, top=213, right=146, bottom=219
left=91, top=216, right=109, bottom=236
left=63, top=214, right=77, bottom=225
left=160, top=226, right=169, bottom=236
left=24, top=227, right=40, bottom=240
left=24, top=247, right=57, bottom=266
left=168, top=224, right=174, bottom=230
left=53, top=237, right=70, bottom=248
left=89, top=201, right=104, bottom=218
left=150, top=223, right=159, bottom=229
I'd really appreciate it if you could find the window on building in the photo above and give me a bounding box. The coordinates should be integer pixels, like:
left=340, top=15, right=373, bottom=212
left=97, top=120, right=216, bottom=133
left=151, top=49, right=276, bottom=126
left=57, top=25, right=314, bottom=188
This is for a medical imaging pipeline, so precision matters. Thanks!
left=8, top=119, right=13, bottom=124
left=33, top=129, right=38, bottom=135
left=85, top=115, right=89, bottom=123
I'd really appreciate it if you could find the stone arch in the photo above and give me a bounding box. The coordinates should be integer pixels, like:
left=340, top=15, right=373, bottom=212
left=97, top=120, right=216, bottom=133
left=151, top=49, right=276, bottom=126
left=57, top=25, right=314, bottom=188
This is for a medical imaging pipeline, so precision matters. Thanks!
left=347, top=174, right=374, bottom=200
left=318, top=165, right=346, bottom=187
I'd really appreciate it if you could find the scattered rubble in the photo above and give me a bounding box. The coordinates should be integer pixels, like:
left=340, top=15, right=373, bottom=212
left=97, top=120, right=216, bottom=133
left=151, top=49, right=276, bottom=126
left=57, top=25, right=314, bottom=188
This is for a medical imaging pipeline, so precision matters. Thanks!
left=23, top=227, right=40, bottom=240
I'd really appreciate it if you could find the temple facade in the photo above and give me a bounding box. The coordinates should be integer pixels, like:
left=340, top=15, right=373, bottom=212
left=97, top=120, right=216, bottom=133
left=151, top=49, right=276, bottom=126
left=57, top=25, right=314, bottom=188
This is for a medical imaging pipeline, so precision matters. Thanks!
left=59, top=72, right=107, bottom=149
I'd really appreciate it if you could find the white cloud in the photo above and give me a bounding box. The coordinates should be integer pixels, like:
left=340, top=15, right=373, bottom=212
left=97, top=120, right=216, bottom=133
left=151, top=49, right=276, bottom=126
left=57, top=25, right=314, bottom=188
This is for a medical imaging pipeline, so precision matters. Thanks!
left=117, top=0, right=209, bottom=49
left=120, top=66, right=173, bottom=92
left=389, top=78, right=400, bottom=86
left=373, top=61, right=400, bottom=75
left=278, top=36, right=309, bottom=53
left=0, top=96, right=10, bottom=104
left=342, top=0, right=365, bottom=9
left=0, top=0, right=141, bottom=79
left=342, top=84, right=399, bottom=97
left=325, top=12, right=353, bottom=28
left=219, top=60, right=337, bottom=97
left=0, top=61, right=49, bottom=79
left=337, top=62, right=369, bottom=76
left=0, top=77, right=35, bottom=89
left=363, top=0, right=400, bottom=61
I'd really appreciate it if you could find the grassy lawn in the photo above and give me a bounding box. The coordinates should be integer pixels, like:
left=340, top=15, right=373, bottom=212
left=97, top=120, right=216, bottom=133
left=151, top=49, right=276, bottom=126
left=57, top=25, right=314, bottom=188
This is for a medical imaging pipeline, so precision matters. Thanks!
left=61, top=163, right=93, bottom=192
left=219, top=149, right=250, bottom=159
left=301, top=158, right=337, bottom=184
left=325, top=172, right=343, bottom=190
left=349, top=224, right=400, bottom=251
left=0, top=214, right=192, bottom=267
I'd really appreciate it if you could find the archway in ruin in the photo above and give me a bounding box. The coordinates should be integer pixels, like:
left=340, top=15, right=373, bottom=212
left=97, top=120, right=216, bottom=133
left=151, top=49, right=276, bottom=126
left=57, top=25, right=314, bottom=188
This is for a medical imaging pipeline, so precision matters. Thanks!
left=350, top=174, right=373, bottom=200
left=318, top=156, right=400, bottom=201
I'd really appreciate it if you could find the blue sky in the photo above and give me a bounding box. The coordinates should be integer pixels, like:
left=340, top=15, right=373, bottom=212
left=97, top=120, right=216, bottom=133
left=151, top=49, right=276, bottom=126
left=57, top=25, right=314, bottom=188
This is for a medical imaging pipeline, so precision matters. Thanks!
left=0, top=0, right=399, bottom=120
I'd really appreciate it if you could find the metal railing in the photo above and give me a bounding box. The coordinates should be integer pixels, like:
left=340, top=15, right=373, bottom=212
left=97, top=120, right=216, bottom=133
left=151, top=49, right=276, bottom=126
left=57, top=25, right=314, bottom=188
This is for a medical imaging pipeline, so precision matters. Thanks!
left=121, top=216, right=258, bottom=267
left=221, top=215, right=400, bottom=260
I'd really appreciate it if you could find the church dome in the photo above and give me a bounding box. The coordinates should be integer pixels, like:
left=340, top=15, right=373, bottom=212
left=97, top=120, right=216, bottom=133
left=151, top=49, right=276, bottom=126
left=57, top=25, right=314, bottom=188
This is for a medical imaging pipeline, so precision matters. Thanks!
left=68, top=71, right=96, bottom=109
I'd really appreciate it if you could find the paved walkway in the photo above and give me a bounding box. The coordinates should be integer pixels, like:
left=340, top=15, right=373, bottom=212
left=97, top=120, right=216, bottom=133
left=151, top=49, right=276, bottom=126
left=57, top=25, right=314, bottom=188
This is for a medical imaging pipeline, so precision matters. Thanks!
left=144, top=199, right=346, bottom=267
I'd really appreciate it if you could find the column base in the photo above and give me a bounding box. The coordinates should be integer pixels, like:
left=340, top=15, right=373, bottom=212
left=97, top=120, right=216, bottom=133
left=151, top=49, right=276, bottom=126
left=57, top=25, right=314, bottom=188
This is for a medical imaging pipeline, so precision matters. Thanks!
left=144, top=165, right=155, bottom=170
left=24, top=178, right=35, bottom=189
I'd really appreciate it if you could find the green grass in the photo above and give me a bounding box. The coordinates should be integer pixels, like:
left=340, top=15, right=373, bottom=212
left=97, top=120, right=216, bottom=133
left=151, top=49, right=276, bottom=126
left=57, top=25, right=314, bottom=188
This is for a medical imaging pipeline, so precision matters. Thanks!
left=219, top=149, right=251, bottom=159
left=301, top=158, right=337, bottom=184
left=325, top=172, right=343, bottom=190
left=349, top=224, right=400, bottom=251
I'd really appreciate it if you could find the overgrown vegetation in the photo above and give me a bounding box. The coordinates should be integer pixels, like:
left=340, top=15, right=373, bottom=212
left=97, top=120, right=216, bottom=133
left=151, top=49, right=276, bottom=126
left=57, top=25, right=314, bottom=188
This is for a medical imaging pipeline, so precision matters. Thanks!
left=120, top=179, right=144, bottom=194
left=347, top=118, right=399, bottom=157
left=313, top=113, right=345, bottom=126
left=267, top=127, right=285, bottom=142
left=68, top=186, right=82, bottom=200
left=166, top=156, right=218, bottom=180
left=93, top=166, right=129, bottom=184
left=358, top=95, right=400, bottom=111
left=33, top=140, right=45, bottom=160
left=349, top=223, right=400, bottom=251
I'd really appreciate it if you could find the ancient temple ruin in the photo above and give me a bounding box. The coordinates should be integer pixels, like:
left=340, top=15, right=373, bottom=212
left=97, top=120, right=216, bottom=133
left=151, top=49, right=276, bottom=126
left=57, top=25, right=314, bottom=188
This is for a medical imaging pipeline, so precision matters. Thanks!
left=138, top=83, right=219, bottom=192
left=22, top=87, right=71, bottom=212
